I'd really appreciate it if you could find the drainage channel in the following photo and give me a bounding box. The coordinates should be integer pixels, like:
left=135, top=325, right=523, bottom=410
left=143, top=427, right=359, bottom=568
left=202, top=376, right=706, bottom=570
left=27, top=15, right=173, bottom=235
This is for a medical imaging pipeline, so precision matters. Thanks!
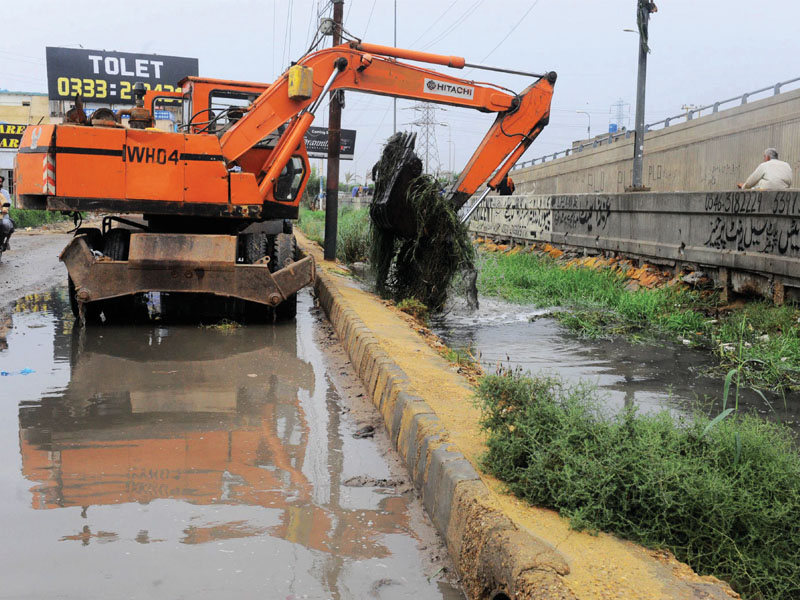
left=432, top=296, right=799, bottom=433
left=0, top=288, right=463, bottom=599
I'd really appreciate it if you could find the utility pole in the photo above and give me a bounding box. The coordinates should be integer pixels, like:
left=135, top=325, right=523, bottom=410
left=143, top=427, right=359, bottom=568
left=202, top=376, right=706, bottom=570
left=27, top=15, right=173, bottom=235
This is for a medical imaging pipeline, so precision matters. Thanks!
left=324, top=0, right=344, bottom=261
left=576, top=110, right=591, bottom=140
left=631, top=0, right=656, bottom=190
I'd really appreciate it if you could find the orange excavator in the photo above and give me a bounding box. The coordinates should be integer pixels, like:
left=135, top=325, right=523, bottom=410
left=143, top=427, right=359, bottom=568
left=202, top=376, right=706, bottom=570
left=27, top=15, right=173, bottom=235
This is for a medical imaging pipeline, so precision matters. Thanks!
left=14, top=40, right=555, bottom=322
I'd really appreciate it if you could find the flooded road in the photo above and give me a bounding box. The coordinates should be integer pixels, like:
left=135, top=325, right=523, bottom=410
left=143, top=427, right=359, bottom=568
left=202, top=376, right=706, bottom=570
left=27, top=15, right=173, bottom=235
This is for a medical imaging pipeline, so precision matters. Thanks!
left=0, top=288, right=462, bottom=599
left=433, top=297, right=799, bottom=432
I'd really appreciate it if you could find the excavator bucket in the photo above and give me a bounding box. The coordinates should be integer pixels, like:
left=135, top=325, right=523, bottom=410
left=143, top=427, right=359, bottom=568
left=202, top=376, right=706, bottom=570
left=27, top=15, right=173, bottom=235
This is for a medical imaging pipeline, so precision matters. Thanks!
left=369, top=132, right=423, bottom=239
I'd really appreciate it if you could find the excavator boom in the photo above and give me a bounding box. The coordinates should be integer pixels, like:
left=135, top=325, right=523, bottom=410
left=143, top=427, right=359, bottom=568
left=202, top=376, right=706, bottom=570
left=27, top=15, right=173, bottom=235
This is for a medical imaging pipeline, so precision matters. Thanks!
left=219, top=42, right=555, bottom=211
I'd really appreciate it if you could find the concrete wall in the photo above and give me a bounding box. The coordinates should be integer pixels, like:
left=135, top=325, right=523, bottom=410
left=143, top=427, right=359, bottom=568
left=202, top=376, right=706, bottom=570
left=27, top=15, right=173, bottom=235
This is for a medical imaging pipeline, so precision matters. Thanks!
left=469, top=190, right=800, bottom=300
left=512, top=88, right=800, bottom=194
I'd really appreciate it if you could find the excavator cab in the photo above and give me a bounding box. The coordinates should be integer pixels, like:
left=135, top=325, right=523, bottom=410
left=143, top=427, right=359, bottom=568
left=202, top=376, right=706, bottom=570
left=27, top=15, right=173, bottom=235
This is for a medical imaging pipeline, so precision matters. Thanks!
left=143, top=79, right=311, bottom=208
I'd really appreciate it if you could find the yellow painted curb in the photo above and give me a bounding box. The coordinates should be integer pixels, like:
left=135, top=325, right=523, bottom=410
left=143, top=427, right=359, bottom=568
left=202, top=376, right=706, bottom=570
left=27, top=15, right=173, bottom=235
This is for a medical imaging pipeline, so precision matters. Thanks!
left=297, top=232, right=738, bottom=600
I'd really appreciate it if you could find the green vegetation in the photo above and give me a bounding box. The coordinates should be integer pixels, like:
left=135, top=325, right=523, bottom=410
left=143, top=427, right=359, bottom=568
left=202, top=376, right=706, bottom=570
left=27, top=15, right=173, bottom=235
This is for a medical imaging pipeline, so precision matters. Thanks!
left=297, top=207, right=370, bottom=264
left=368, top=134, right=473, bottom=311
left=201, top=318, right=242, bottom=332
left=396, top=297, right=429, bottom=323
left=441, top=345, right=478, bottom=369
left=8, top=208, right=70, bottom=229
left=477, top=369, right=800, bottom=600
left=478, top=250, right=800, bottom=391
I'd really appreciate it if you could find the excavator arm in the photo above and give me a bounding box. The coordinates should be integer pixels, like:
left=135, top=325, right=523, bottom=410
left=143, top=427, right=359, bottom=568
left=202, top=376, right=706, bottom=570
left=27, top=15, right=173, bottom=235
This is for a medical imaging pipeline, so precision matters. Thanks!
left=219, top=42, right=555, bottom=212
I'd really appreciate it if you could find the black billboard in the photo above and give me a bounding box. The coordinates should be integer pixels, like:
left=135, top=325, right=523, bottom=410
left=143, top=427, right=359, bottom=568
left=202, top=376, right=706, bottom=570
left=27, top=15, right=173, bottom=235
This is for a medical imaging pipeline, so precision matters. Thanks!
left=305, top=126, right=356, bottom=160
left=45, top=47, right=198, bottom=105
left=0, top=124, right=27, bottom=149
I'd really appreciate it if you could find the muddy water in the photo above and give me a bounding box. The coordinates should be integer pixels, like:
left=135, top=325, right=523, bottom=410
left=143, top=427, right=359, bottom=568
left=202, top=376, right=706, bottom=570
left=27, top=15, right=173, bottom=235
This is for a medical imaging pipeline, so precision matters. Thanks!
left=0, top=289, right=462, bottom=599
left=432, top=297, right=799, bottom=432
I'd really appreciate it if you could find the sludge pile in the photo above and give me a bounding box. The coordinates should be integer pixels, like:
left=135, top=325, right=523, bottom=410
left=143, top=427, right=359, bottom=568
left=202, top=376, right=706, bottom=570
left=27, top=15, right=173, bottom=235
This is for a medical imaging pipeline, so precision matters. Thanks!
left=369, top=132, right=474, bottom=312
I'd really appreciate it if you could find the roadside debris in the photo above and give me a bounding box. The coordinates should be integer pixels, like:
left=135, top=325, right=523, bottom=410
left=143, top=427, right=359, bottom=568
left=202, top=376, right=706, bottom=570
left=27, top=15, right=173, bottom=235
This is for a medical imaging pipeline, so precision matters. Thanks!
left=352, top=424, right=376, bottom=439
left=1, top=368, right=35, bottom=376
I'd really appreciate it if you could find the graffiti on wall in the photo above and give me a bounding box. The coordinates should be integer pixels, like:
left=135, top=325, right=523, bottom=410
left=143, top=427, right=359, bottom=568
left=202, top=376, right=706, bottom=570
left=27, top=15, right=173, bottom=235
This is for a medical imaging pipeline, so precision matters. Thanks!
left=551, top=195, right=612, bottom=233
left=469, top=195, right=552, bottom=239
left=704, top=217, right=800, bottom=255
left=702, top=191, right=800, bottom=256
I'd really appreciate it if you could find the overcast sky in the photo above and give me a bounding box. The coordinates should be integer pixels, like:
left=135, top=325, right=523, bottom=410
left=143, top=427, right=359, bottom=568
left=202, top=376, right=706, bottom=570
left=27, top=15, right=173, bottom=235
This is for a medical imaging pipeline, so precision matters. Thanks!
left=2, top=0, right=799, bottom=183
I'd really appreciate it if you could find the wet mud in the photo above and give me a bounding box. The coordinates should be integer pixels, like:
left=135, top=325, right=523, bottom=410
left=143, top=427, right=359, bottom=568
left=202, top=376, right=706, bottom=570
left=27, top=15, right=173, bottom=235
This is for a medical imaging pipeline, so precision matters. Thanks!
left=433, top=297, right=799, bottom=433
left=0, top=287, right=463, bottom=599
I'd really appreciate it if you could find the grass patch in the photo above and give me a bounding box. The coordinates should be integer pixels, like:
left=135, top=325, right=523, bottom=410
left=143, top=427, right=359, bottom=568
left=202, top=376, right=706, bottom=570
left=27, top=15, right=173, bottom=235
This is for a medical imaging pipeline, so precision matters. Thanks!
left=297, top=207, right=370, bottom=264
left=396, top=297, right=429, bottom=323
left=9, top=208, right=70, bottom=229
left=442, top=345, right=478, bottom=368
left=477, top=368, right=800, bottom=600
left=477, top=250, right=800, bottom=391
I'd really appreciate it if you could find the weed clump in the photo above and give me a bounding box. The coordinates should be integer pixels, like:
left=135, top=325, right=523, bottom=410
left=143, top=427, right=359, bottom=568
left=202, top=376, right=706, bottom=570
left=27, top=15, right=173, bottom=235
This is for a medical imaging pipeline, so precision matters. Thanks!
left=370, top=134, right=474, bottom=311
left=396, top=298, right=429, bottom=323
left=201, top=318, right=242, bottom=333
left=477, top=368, right=800, bottom=600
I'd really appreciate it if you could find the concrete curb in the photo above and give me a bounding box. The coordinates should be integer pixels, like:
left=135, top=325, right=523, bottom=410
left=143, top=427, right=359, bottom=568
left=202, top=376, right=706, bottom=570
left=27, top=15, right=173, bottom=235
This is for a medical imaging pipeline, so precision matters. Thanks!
left=312, top=262, right=576, bottom=600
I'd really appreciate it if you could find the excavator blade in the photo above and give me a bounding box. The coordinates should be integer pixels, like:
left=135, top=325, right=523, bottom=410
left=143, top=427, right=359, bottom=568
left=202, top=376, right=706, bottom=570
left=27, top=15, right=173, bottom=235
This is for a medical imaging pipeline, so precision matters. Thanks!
left=369, top=132, right=423, bottom=239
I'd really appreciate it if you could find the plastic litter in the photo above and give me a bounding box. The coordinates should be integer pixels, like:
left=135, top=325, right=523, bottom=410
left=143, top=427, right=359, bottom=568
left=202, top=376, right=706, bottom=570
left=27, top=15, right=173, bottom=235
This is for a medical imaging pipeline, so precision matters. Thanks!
left=1, top=368, right=35, bottom=376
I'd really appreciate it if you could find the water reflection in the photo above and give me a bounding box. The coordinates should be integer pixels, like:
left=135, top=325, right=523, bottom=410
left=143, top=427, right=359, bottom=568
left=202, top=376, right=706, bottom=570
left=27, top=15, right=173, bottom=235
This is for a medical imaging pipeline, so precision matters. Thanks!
left=3, top=289, right=462, bottom=599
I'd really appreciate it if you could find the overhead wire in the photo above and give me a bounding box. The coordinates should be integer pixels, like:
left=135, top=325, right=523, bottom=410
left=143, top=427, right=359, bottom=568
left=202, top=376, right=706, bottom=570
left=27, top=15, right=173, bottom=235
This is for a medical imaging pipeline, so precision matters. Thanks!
left=476, top=0, right=541, bottom=64
left=408, top=0, right=460, bottom=47
left=362, top=0, right=377, bottom=39
left=421, top=0, right=484, bottom=51
left=272, top=2, right=277, bottom=78
left=303, top=0, right=318, bottom=52
left=344, top=0, right=354, bottom=27
left=285, top=0, right=295, bottom=68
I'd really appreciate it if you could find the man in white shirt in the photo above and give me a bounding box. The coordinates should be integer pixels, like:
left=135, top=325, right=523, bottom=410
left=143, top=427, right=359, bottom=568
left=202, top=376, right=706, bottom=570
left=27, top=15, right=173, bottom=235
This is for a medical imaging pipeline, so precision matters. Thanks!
left=737, top=148, right=792, bottom=190
left=0, top=175, right=10, bottom=206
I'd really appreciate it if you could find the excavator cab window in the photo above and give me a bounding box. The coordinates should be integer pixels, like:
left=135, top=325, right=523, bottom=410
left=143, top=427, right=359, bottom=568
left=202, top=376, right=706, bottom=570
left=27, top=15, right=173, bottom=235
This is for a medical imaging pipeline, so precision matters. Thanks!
left=208, top=90, right=258, bottom=134
left=182, top=93, right=193, bottom=131
left=274, top=156, right=306, bottom=203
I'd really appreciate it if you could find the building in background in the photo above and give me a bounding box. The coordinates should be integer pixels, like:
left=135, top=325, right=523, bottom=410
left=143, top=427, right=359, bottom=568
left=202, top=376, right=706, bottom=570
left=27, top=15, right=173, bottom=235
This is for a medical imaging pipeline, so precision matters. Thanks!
left=0, top=91, right=51, bottom=200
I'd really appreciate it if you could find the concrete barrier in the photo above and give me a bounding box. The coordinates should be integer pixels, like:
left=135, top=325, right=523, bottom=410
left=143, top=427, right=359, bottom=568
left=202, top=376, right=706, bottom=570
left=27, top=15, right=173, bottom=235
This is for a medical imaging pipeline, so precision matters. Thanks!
left=511, top=86, right=800, bottom=194
left=469, top=190, right=800, bottom=301
left=297, top=232, right=738, bottom=600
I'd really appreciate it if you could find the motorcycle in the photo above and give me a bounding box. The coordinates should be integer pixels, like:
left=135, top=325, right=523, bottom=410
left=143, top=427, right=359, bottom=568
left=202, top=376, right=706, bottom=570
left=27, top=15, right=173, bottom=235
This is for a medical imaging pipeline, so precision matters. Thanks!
left=0, top=202, right=15, bottom=262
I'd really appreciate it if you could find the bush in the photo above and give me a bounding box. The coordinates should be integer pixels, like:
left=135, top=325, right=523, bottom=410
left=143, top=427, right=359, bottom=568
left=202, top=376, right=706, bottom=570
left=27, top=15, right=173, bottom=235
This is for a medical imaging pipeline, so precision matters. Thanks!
left=8, top=208, right=70, bottom=229
left=477, top=369, right=800, bottom=600
left=296, top=207, right=370, bottom=264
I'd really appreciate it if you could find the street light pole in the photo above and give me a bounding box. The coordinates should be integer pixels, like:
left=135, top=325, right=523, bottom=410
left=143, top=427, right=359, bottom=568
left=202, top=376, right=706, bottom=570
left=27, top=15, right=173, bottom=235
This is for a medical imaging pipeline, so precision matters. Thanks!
left=576, top=110, right=591, bottom=140
left=631, top=0, right=657, bottom=190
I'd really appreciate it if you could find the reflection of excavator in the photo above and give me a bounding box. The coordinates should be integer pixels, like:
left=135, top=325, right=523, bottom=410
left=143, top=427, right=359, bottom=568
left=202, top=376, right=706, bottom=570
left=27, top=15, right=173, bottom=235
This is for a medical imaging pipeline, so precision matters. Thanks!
left=18, top=325, right=410, bottom=557
left=15, top=39, right=554, bottom=322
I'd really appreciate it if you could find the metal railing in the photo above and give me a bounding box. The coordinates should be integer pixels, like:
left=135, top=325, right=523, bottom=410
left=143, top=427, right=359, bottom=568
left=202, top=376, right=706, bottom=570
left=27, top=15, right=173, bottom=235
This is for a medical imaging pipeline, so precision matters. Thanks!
left=512, top=76, right=800, bottom=171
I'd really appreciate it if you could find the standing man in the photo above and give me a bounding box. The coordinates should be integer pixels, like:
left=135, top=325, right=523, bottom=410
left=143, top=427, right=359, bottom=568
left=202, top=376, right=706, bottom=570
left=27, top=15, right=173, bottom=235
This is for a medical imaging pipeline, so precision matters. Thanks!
left=0, top=175, right=10, bottom=206
left=497, top=174, right=516, bottom=196
left=738, top=148, right=792, bottom=190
